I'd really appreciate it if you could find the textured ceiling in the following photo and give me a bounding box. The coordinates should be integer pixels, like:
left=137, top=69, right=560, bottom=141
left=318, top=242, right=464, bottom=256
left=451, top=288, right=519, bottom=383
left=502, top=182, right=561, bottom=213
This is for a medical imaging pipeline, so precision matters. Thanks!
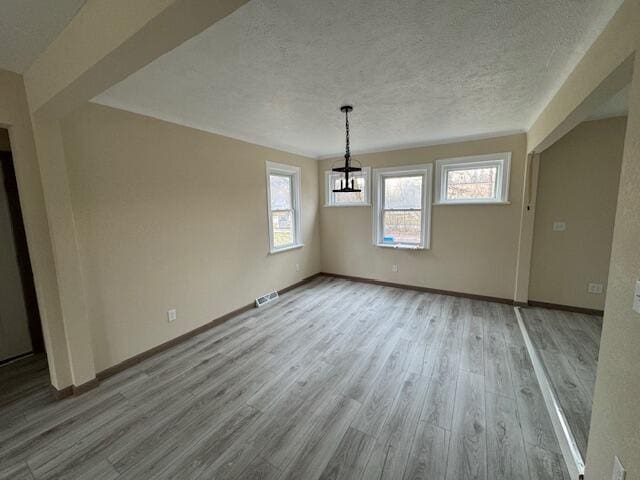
left=0, top=0, right=87, bottom=73
left=94, top=0, right=624, bottom=158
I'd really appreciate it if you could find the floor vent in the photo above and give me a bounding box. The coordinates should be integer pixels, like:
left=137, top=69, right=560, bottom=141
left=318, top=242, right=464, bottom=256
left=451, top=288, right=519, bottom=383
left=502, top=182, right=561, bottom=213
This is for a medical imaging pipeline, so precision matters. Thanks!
left=255, top=291, right=279, bottom=307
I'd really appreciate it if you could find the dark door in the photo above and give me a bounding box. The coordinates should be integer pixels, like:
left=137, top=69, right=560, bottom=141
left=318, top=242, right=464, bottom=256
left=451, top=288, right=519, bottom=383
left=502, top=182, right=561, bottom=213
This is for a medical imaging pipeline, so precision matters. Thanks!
left=0, top=151, right=45, bottom=356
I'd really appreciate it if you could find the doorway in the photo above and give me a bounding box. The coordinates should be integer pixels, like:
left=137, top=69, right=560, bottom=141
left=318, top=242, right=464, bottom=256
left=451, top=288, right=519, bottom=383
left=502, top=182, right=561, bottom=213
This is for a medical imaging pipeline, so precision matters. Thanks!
left=520, top=84, right=629, bottom=478
left=0, top=129, right=44, bottom=364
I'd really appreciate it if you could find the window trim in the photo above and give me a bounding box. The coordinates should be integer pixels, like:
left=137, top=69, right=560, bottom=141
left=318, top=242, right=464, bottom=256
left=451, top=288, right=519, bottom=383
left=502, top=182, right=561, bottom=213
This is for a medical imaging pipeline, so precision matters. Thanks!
left=266, top=161, right=303, bottom=254
left=324, top=166, right=371, bottom=207
left=372, top=163, right=433, bottom=250
left=434, top=152, right=511, bottom=205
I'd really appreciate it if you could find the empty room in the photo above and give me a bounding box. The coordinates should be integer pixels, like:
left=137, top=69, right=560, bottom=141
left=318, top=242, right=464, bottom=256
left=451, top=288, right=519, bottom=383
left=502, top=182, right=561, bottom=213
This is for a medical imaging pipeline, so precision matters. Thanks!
left=1, top=1, right=639, bottom=480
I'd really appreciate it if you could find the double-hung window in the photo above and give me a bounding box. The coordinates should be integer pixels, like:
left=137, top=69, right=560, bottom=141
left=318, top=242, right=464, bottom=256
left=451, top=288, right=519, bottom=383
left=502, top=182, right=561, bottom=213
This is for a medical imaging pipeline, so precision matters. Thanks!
left=324, top=167, right=371, bottom=206
left=372, top=164, right=432, bottom=249
left=266, top=161, right=302, bottom=253
left=435, top=152, right=511, bottom=204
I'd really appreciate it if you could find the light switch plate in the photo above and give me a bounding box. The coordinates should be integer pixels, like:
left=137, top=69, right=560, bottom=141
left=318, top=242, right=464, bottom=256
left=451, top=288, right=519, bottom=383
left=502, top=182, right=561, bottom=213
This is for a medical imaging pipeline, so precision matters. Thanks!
left=633, top=280, right=640, bottom=314
left=588, top=283, right=604, bottom=294
left=612, top=456, right=626, bottom=480
left=392, top=264, right=398, bottom=272
left=553, top=221, right=566, bottom=231
left=167, top=309, right=177, bottom=323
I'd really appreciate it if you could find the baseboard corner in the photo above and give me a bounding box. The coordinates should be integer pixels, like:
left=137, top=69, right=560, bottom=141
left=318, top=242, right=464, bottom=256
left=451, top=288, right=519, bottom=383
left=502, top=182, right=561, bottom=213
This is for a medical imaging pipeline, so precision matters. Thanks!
left=51, top=377, right=99, bottom=400
left=51, top=384, right=73, bottom=400
left=527, top=300, right=604, bottom=316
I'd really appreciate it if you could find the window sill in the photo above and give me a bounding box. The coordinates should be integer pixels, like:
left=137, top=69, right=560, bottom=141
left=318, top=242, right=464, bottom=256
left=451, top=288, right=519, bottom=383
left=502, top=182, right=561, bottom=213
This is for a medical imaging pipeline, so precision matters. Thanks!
left=376, top=243, right=426, bottom=250
left=434, top=200, right=511, bottom=206
left=269, top=243, right=304, bottom=255
left=324, top=203, right=371, bottom=208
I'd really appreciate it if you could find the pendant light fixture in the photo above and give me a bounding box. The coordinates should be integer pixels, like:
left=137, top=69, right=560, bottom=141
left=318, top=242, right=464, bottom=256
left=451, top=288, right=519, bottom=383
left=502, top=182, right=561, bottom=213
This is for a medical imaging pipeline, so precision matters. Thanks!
left=332, top=105, right=362, bottom=193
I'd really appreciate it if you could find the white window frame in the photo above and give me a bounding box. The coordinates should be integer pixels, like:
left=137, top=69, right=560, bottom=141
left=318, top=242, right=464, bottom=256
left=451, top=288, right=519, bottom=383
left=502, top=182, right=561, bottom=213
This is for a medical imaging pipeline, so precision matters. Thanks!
left=435, top=152, right=511, bottom=205
left=266, top=161, right=303, bottom=254
left=372, top=163, right=433, bottom=250
left=324, top=166, right=371, bottom=207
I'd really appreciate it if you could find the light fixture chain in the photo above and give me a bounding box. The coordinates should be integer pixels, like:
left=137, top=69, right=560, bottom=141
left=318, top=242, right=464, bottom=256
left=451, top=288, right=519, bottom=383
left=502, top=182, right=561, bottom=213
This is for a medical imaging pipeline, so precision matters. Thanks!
left=331, top=105, right=361, bottom=194
left=345, top=109, right=350, bottom=165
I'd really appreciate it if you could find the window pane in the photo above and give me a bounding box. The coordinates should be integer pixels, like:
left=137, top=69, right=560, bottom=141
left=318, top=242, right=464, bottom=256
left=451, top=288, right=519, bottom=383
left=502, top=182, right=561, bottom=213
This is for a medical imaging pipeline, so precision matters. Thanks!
left=332, top=174, right=365, bottom=204
left=383, top=210, right=422, bottom=244
left=384, top=176, right=422, bottom=209
left=270, top=174, right=292, bottom=210
left=446, top=167, right=497, bottom=200
left=272, top=210, right=294, bottom=248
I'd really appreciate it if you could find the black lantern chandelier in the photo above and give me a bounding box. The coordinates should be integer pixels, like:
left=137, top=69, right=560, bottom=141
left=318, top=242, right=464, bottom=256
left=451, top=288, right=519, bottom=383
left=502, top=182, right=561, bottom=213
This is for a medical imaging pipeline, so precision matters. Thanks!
left=332, top=105, right=362, bottom=193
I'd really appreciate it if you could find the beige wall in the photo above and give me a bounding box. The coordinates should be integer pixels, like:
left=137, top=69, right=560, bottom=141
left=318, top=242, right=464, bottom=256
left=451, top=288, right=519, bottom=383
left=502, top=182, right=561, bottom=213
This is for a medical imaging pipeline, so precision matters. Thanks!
left=60, top=103, right=321, bottom=372
left=529, top=117, right=626, bottom=311
left=318, top=134, right=527, bottom=300
left=588, top=54, right=640, bottom=480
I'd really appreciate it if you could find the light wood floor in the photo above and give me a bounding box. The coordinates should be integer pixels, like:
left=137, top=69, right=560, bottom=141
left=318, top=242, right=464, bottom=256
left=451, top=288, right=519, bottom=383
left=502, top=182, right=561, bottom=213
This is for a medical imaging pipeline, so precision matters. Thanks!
left=520, top=307, right=602, bottom=459
left=0, top=277, right=571, bottom=480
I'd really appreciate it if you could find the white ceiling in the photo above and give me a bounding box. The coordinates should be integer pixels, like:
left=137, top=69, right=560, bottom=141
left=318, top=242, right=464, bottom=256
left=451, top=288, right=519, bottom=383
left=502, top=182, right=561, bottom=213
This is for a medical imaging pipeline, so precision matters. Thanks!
left=94, top=0, right=624, bottom=158
left=0, top=0, right=87, bottom=73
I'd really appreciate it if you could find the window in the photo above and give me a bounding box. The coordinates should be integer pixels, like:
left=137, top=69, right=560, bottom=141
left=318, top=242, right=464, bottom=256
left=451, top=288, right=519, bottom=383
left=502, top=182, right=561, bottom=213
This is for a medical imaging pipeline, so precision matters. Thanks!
left=266, top=161, right=302, bottom=253
left=324, top=167, right=371, bottom=207
left=435, top=152, right=511, bottom=204
left=372, top=164, right=432, bottom=249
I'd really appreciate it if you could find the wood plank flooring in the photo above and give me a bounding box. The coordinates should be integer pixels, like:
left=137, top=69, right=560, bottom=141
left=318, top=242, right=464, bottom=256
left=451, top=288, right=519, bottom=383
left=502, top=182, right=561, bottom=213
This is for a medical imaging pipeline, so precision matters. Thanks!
left=520, top=307, right=602, bottom=460
left=0, top=278, right=570, bottom=480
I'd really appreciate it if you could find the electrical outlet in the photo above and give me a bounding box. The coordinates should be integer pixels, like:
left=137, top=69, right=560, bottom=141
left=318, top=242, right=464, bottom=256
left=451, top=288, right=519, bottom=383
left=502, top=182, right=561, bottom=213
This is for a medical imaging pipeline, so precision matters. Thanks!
left=612, top=456, right=626, bottom=480
left=633, top=280, right=640, bottom=314
left=295, top=263, right=300, bottom=272
left=392, top=264, right=398, bottom=273
left=553, top=221, right=566, bottom=231
left=588, top=283, right=604, bottom=294
left=167, top=309, right=177, bottom=323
